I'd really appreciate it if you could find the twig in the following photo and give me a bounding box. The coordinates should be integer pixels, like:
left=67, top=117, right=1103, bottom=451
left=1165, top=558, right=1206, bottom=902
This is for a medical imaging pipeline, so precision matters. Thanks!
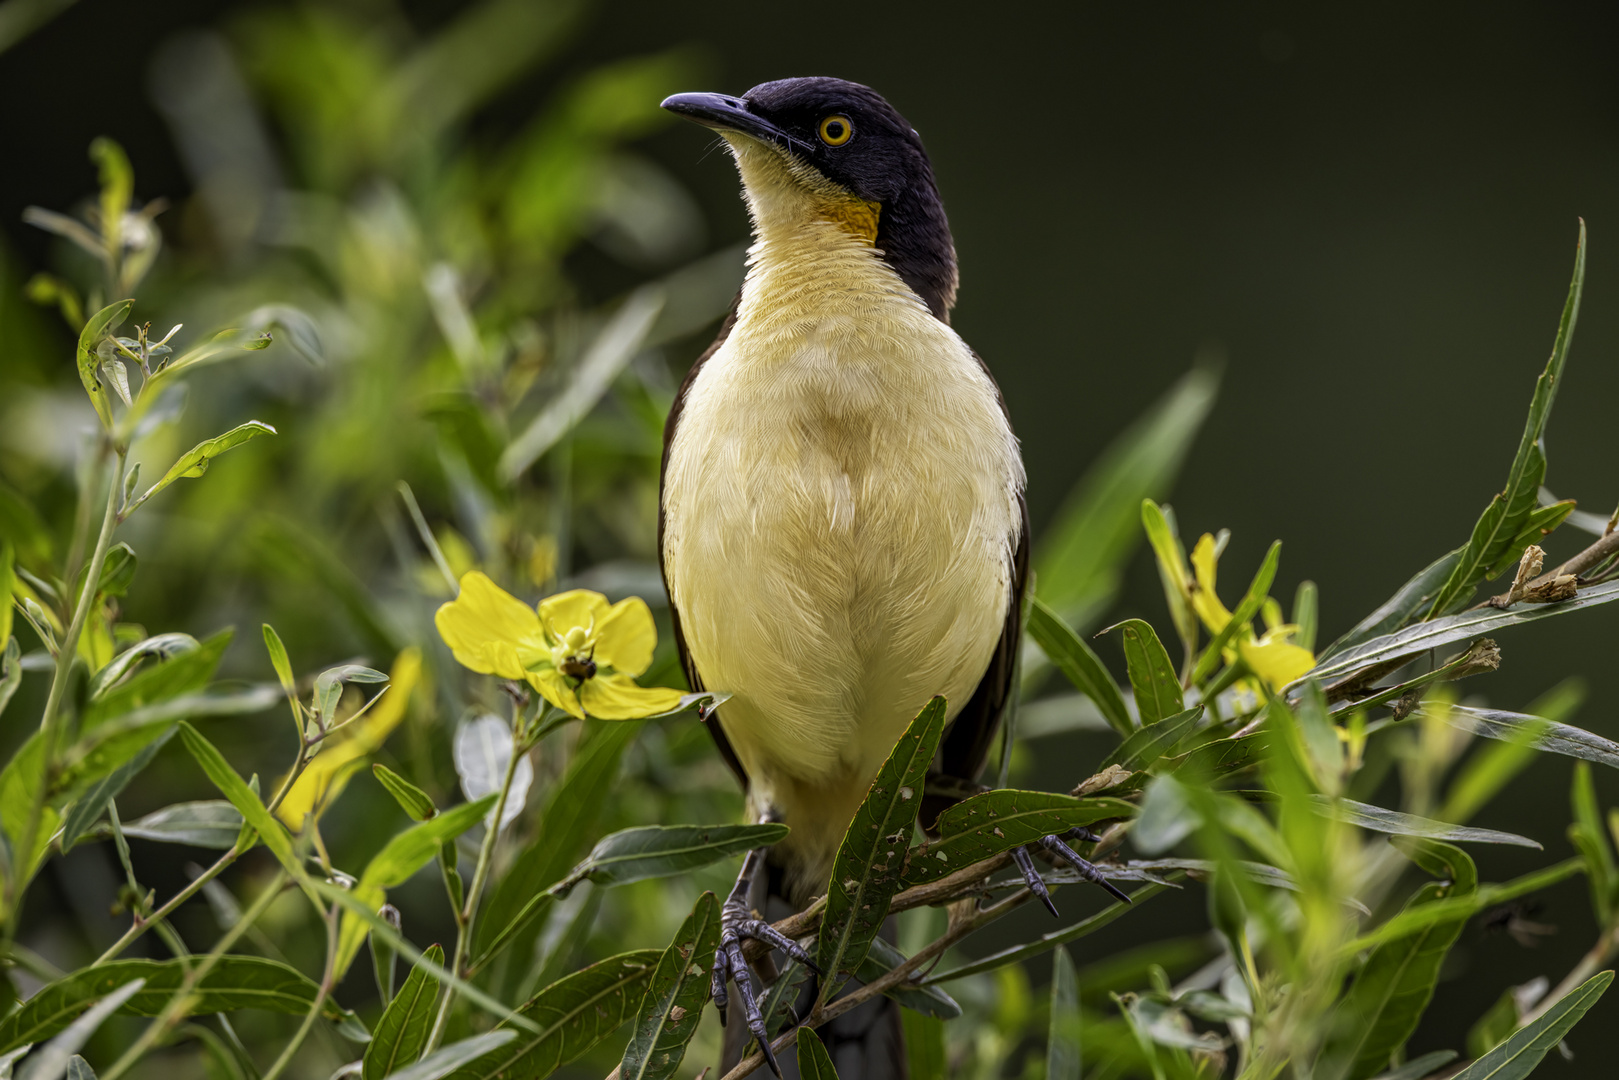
left=101, top=869, right=290, bottom=1080
left=720, top=881, right=1041, bottom=1080
left=424, top=708, right=527, bottom=1053
left=1484, top=529, right=1619, bottom=608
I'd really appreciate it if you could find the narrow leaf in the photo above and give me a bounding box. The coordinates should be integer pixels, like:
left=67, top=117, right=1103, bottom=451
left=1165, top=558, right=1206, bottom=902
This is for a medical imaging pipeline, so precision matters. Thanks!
left=448, top=950, right=660, bottom=1078
left=386, top=1031, right=517, bottom=1080
left=1192, top=540, right=1282, bottom=684
left=1371, top=1050, right=1459, bottom=1080
left=1427, top=224, right=1585, bottom=618
left=902, top=1011, right=947, bottom=1080
left=118, top=799, right=243, bottom=848
left=1103, top=619, right=1183, bottom=724
left=1048, top=945, right=1081, bottom=1080
left=15, top=979, right=142, bottom=1080
left=374, top=763, right=437, bottom=822
left=1027, top=598, right=1132, bottom=737
left=817, top=697, right=948, bottom=995
left=619, top=892, right=721, bottom=1080
left=1316, top=797, right=1541, bottom=849
left=1448, top=970, right=1612, bottom=1080
left=562, top=823, right=787, bottom=890
left=74, top=300, right=132, bottom=431
left=1302, top=579, right=1619, bottom=689
left=856, top=937, right=961, bottom=1019
left=363, top=944, right=445, bottom=1080
left=126, top=422, right=277, bottom=516
left=795, top=1027, right=839, bottom=1080
left=1100, top=705, right=1203, bottom=772
left=1442, top=705, right=1619, bottom=770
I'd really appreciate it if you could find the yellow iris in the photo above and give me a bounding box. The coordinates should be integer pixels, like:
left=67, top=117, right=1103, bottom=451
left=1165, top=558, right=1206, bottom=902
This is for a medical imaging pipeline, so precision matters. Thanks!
left=434, top=572, right=683, bottom=720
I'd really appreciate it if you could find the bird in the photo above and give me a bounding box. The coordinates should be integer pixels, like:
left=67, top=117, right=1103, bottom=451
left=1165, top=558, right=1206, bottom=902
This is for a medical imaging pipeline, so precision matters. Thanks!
left=657, top=76, right=1125, bottom=1078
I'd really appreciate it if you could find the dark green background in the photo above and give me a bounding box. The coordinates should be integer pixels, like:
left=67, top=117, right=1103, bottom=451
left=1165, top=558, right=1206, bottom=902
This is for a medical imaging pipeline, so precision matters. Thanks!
left=4, top=0, right=1617, bottom=1070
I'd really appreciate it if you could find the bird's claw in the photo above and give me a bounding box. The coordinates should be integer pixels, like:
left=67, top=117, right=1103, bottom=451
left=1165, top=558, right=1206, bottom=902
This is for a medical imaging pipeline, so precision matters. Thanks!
left=1014, top=827, right=1131, bottom=917
left=711, top=895, right=820, bottom=1077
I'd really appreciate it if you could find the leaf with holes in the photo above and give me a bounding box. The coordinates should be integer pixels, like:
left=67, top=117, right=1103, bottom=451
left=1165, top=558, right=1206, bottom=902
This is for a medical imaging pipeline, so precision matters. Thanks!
left=817, top=697, right=948, bottom=995
left=619, top=892, right=720, bottom=1080
left=445, top=950, right=660, bottom=1079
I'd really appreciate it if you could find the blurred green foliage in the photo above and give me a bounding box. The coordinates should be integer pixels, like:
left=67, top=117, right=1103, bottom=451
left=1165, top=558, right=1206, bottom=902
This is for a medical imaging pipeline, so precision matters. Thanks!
left=2, top=2, right=1619, bottom=1079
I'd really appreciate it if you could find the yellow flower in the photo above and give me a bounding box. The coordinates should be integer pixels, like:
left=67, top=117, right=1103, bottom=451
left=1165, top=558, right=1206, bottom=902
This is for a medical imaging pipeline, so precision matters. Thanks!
left=1176, top=531, right=1316, bottom=691
left=434, top=572, right=683, bottom=720
left=277, top=648, right=420, bottom=829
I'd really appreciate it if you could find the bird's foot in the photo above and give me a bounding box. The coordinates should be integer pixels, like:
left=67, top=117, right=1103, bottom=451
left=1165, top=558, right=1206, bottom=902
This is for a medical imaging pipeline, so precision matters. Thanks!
left=1012, top=827, right=1131, bottom=917
left=712, top=893, right=820, bottom=1077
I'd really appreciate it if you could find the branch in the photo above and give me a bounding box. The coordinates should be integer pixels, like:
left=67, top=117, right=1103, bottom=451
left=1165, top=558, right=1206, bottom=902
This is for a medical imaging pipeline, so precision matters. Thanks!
left=1485, top=529, right=1619, bottom=608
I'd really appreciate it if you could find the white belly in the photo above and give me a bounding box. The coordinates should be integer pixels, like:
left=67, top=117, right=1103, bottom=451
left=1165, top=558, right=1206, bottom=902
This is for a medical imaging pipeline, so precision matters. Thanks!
left=661, top=236, right=1024, bottom=891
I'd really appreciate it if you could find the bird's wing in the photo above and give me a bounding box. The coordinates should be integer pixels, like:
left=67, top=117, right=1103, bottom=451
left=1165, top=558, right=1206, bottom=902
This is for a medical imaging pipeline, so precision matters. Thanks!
left=927, top=346, right=1030, bottom=825
left=936, top=491, right=1030, bottom=787
left=659, top=291, right=749, bottom=789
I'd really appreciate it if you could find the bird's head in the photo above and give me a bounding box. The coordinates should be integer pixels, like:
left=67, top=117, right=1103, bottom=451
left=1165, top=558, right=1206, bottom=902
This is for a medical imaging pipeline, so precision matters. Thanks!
left=662, top=76, right=958, bottom=320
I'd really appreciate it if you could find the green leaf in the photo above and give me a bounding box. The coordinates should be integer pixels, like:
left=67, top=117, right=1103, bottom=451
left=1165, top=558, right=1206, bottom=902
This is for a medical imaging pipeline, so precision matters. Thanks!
left=80, top=628, right=230, bottom=732
left=1027, top=598, right=1132, bottom=737
left=1192, top=540, right=1282, bottom=684
left=75, top=300, right=132, bottom=431
left=0, top=958, right=354, bottom=1053
left=922, top=882, right=1168, bottom=985
left=1034, top=366, right=1219, bottom=628
left=118, top=800, right=243, bottom=849
left=262, top=623, right=296, bottom=699
left=387, top=1032, right=518, bottom=1080
left=124, top=421, right=277, bottom=517
left=1292, top=580, right=1319, bottom=652
left=1319, top=548, right=1463, bottom=662
left=447, top=950, right=661, bottom=1079
left=1101, top=618, right=1183, bottom=724
left=374, top=763, right=438, bottom=822
left=85, top=632, right=199, bottom=702
left=1569, top=761, right=1614, bottom=923
left=175, top=722, right=302, bottom=881
left=560, top=823, right=787, bottom=891
left=1427, top=224, right=1585, bottom=618
left=1342, top=859, right=1582, bottom=956
left=337, top=794, right=497, bottom=977
left=1304, top=579, right=1619, bottom=689
left=1317, top=840, right=1477, bottom=1080
left=817, top=697, right=949, bottom=995
left=619, top=892, right=721, bottom=1080
left=363, top=943, right=445, bottom=1080
left=902, top=1010, right=947, bottom=1080
left=903, top=790, right=1135, bottom=887
left=1048, top=945, right=1081, bottom=1080
left=57, top=729, right=174, bottom=851
left=93, top=542, right=136, bottom=598
left=0, top=637, right=20, bottom=721
left=1440, top=703, right=1619, bottom=769
left=1448, top=970, right=1612, bottom=1080
left=12, top=977, right=142, bottom=1080
left=856, top=937, right=961, bottom=1019
left=1141, top=500, right=1198, bottom=664
left=1100, top=706, right=1203, bottom=773
left=1316, top=797, right=1541, bottom=849
left=795, top=1027, right=839, bottom=1080
left=0, top=733, right=58, bottom=901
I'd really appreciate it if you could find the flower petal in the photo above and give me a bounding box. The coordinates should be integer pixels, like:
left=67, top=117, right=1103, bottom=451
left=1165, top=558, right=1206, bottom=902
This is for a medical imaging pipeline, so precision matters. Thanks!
left=579, top=674, right=685, bottom=720
left=538, top=589, right=613, bottom=643
left=1239, top=638, right=1316, bottom=689
left=1189, top=534, right=1232, bottom=633
left=435, top=572, right=546, bottom=678
left=528, top=668, right=586, bottom=719
left=592, top=596, right=658, bottom=675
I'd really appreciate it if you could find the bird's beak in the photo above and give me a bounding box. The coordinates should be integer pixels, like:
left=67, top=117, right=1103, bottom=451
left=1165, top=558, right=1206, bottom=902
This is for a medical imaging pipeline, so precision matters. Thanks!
left=661, top=91, right=790, bottom=149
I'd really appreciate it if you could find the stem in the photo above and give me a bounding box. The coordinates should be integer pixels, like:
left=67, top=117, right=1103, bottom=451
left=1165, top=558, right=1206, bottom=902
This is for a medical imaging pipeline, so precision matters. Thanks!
left=1, top=450, right=121, bottom=942
left=424, top=717, right=526, bottom=1053
left=101, top=869, right=289, bottom=1080
left=262, top=902, right=339, bottom=1080
left=95, top=846, right=242, bottom=965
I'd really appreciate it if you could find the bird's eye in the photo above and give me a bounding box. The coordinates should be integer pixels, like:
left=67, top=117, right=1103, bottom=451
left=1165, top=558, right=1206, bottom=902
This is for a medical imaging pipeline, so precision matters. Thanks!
left=818, top=115, right=853, bottom=146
